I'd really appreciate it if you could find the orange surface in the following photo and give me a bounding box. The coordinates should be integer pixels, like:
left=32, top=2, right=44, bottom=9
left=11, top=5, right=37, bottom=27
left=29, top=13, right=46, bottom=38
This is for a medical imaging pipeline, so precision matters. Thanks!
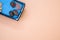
left=0, top=0, right=60, bottom=40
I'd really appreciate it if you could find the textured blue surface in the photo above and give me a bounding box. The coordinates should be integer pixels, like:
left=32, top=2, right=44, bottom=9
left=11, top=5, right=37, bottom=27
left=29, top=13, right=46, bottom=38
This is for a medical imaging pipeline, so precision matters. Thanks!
left=0, top=0, right=25, bottom=21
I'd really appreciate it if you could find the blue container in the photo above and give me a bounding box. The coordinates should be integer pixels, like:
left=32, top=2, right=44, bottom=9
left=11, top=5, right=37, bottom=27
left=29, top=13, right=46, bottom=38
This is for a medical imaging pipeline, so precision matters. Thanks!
left=0, top=0, right=25, bottom=21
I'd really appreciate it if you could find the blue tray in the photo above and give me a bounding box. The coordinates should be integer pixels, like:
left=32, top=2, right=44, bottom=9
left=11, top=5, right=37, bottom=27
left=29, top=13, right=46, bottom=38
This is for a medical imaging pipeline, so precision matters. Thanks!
left=0, top=0, right=25, bottom=21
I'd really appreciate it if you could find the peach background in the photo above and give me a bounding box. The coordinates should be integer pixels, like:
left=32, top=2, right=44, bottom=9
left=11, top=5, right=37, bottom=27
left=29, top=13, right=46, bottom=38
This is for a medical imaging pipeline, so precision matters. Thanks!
left=0, top=0, right=60, bottom=40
